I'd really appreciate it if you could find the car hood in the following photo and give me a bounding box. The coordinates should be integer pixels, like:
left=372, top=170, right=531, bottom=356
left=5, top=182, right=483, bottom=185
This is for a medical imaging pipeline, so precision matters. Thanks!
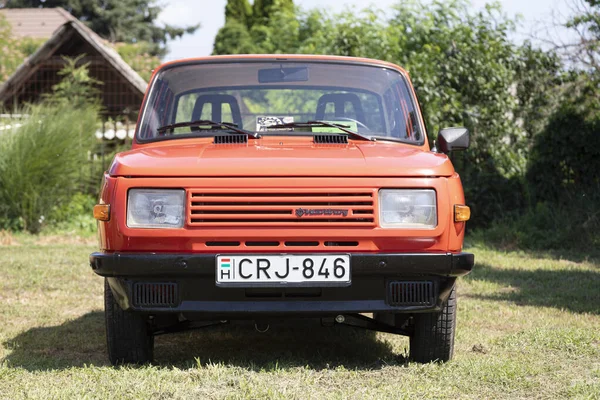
left=109, top=140, right=455, bottom=177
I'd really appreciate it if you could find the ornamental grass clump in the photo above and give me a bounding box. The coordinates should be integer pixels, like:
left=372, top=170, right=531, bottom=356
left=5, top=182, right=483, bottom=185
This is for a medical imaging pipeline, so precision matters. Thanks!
left=0, top=103, right=98, bottom=233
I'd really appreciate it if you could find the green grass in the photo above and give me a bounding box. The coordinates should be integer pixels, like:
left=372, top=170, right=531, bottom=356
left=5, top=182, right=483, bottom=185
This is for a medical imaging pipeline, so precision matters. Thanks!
left=1, top=235, right=599, bottom=399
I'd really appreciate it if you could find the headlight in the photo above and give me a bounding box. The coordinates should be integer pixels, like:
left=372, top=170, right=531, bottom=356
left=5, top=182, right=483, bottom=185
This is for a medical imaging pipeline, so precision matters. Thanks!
left=379, top=189, right=437, bottom=228
left=127, top=189, right=185, bottom=228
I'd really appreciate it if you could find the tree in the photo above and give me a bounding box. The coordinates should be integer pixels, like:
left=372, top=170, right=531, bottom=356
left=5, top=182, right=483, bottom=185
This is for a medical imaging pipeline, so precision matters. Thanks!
left=2, top=0, right=199, bottom=56
left=226, top=0, right=252, bottom=27
left=213, top=0, right=296, bottom=55
left=524, top=0, right=600, bottom=202
left=43, top=55, right=101, bottom=108
left=252, top=0, right=294, bottom=25
left=560, top=0, right=600, bottom=73
left=0, top=14, right=45, bottom=82
left=213, top=20, right=258, bottom=55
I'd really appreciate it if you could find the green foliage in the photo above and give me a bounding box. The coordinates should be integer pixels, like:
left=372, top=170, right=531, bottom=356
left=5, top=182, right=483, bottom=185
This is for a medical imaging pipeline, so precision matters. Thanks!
left=469, top=199, right=600, bottom=251
left=0, top=56, right=100, bottom=233
left=0, top=14, right=19, bottom=82
left=252, top=0, right=294, bottom=26
left=214, top=0, right=297, bottom=55
left=513, top=44, right=565, bottom=145
left=113, top=41, right=160, bottom=82
left=47, top=192, right=95, bottom=223
left=14, top=36, right=45, bottom=55
left=43, top=55, right=102, bottom=108
left=0, top=14, right=44, bottom=82
left=389, top=2, right=526, bottom=179
left=2, top=0, right=199, bottom=57
left=43, top=192, right=97, bottom=235
left=0, top=102, right=99, bottom=233
left=213, top=20, right=258, bottom=55
left=527, top=101, right=600, bottom=202
left=225, top=0, right=252, bottom=27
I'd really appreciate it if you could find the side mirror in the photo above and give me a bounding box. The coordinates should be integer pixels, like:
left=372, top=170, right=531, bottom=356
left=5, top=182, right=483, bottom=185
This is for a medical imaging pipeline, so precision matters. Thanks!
left=437, top=127, right=469, bottom=154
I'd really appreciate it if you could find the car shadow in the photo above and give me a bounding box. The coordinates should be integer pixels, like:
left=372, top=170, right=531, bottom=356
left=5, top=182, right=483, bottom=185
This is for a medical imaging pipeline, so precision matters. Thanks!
left=464, top=262, right=600, bottom=315
left=2, top=311, right=109, bottom=370
left=3, top=312, right=405, bottom=371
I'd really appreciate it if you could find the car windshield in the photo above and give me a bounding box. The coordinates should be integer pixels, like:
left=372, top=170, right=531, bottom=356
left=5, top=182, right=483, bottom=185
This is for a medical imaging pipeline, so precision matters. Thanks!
left=137, top=60, right=425, bottom=144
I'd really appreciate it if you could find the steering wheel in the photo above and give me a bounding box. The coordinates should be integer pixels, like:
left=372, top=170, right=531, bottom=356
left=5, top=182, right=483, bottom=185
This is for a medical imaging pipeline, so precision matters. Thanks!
left=335, top=117, right=369, bottom=130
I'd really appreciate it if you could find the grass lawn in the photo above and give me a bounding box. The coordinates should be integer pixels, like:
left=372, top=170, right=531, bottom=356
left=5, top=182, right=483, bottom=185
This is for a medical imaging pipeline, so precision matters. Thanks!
left=0, top=233, right=599, bottom=399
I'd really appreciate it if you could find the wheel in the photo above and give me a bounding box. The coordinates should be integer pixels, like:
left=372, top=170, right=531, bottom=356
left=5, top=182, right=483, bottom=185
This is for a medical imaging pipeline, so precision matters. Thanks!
left=104, top=279, right=154, bottom=365
left=409, top=285, right=457, bottom=363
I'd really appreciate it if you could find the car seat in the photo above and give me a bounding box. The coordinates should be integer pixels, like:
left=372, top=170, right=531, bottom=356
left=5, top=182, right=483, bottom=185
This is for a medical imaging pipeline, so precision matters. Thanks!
left=191, top=94, right=242, bottom=130
left=315, top=93, right=366, bottom=124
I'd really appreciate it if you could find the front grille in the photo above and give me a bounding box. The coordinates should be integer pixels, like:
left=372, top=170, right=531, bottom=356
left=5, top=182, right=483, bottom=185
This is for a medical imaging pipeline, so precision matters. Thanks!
left=387, top=281, right=435, bottom=307
left=132, top=282, right=178, bottom=307
left=188, top=189, right=376, bottom=226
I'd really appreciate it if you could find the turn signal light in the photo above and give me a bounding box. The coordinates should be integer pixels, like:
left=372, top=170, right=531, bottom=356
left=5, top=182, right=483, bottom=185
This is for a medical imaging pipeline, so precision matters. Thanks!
left=93, top=204, right=111, bottom=221
left=454, top=205, right=470, bottom=222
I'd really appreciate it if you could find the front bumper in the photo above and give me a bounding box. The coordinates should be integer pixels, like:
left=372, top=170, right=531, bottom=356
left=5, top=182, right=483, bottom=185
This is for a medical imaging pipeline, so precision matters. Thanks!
left=90, top=252, right=474, bottom=316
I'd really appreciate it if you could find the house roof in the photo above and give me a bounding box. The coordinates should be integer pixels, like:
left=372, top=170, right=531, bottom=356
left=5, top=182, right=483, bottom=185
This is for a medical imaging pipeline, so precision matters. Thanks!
left=65, top=19, right=148, bottom=94
left=0, top=8, right=74, bottom=38
left=0, top=17, right=148, bottom=112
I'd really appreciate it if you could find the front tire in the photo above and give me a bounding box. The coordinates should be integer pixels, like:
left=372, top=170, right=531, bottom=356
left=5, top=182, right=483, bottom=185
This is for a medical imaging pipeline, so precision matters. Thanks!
left=409, top=285, right=457, bottom=363
left=104, top=279, right=154, bottom=365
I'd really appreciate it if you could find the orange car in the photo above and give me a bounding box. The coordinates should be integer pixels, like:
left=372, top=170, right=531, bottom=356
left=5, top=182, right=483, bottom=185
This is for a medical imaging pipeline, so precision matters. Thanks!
left=90, top=55, right=473, bottom=365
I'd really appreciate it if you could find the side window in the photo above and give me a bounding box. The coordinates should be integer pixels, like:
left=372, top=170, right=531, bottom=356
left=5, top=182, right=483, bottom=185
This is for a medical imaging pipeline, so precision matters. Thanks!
left=139, top=78, right=174, bottom=139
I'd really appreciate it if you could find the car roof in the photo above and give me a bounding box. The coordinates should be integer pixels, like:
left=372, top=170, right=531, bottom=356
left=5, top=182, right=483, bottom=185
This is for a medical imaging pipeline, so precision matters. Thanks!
left=156, top=54, right=409, bottom=76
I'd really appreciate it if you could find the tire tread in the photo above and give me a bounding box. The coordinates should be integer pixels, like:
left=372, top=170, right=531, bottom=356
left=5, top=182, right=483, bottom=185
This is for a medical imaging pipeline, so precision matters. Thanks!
left=410, top=285, right=457, bottom=363
left=104, top=279, right=154, bottom=365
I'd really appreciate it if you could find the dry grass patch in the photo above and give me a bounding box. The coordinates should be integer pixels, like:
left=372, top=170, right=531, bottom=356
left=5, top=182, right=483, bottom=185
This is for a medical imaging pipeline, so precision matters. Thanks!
left=0, top=230, right=19, bottom=246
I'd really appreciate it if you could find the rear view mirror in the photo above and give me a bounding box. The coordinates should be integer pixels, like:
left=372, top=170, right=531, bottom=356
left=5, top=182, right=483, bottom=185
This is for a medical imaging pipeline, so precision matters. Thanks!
left=437, top=127, right=469, bottom=154
left=258, top=67, right=309, bottom=83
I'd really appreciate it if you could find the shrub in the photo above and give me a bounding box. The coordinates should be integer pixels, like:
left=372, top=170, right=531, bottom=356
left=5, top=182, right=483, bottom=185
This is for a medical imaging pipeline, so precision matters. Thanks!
left=0, top=103, right=98, bottom=233
left=527, top=100, right=600, bottom=203
left=469, top=196, right=600, bottom=252
left=41, top=192, right=97, bottom=236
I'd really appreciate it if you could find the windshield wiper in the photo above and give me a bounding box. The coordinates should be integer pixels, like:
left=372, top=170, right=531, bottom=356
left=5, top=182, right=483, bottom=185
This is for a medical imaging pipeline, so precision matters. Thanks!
left=157, top=120, right=260, bottom=138
left=266, top=120, right=374, bottom=141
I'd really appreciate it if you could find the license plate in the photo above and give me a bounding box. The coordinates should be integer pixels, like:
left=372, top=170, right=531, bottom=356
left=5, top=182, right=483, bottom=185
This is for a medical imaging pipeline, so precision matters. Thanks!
left=216, top=254, right=351, bottom=287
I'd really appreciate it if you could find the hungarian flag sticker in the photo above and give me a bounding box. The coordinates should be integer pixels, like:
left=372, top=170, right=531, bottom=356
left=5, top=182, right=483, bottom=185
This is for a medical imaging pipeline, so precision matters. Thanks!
left=218, top=257, right=234, bottom=280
